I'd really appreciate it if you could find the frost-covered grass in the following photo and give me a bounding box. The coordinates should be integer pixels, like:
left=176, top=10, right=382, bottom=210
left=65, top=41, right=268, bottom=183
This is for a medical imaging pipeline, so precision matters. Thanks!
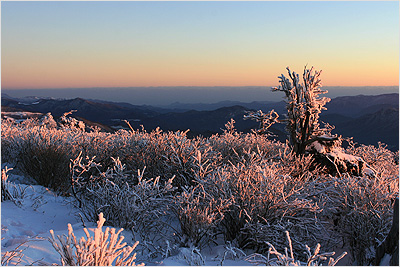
left=245, top=231, right=347, bottom=266
left=1, top=117, right=398, bottom=265
left=49, top=213, right=143, bottom=266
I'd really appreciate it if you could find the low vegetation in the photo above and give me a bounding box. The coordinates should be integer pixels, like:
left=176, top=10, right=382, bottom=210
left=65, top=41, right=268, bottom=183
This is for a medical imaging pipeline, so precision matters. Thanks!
left=49, top=213, right=143, bottom=266
left=1, top=67, right=398, bottom=265
left=2, top=113, right=398, bottom=265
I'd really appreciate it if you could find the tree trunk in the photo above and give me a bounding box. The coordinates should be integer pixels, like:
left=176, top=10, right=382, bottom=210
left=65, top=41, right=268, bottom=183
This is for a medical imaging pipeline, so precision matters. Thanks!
left=306, top=139, right=368, bottom=177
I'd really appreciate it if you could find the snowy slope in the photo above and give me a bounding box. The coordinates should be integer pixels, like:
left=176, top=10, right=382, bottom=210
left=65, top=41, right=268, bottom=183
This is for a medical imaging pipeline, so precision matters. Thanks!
left=1, top=164, right=252, bottom=266
left=1, top=165, right=82, bottom=265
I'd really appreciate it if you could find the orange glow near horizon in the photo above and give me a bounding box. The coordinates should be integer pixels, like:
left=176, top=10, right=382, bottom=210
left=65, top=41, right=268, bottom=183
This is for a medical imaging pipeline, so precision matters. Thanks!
left=2, top=48, right=399, bottom=89
left=2, top=61, right=398, bottom=89
left=1, top=1, right=399, bottom=90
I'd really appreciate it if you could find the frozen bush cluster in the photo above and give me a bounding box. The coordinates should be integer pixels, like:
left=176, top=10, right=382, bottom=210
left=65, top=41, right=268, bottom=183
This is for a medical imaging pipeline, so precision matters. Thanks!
left=70, top=155, right=177, bottom=253
left=1, top=90, right=398, bottom=265
left=1, top=68, right=398, bottom=266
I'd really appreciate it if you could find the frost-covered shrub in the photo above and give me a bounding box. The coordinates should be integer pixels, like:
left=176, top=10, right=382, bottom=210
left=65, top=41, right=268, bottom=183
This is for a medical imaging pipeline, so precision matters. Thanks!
left=345, top=141, right=399, bottom=178
left=208, top=119, right=253, bottom=164
left=70, top=155, right=176, bottom=247
left=1, top=114, right=398, bottom=265
left=1, top=119, right=25, bottom=163
left=18, top=138, right=72, bottom=192
left=49, top=213, right=144, bottom=266
left=1, top=118, right=82, bottom=192
left=178, top=246, right=205, bottom=266
left=1, top=167, right=33, bottom=207
left=186, top=147, right=325, bottom=251
left=245, top=231, right=347, bottom=266
left=275, top=146, right=320, bottom=180
left=173, top=184, right=231, bottom=248
left=58, top=110, right=86, bottom=131
left=89, top=128, right=207, bottom=189
left=322, top=175, right=398, bottom=265
left=208, top=119, right=284, bottom=165
left=128, top=129, right=206, bottom=188
left=39, top=112, right=57, bottom=129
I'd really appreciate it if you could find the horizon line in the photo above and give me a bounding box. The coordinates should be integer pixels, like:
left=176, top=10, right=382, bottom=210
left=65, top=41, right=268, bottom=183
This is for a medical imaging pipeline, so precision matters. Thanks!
left=2, top=85, right=399, bottom=90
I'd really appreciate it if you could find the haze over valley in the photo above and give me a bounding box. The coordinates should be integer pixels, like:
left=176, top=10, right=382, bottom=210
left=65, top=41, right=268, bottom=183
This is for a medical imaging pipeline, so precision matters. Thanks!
left=2, top=91, right=398, bottom=151
left=2, top=86, right=398, bottom=106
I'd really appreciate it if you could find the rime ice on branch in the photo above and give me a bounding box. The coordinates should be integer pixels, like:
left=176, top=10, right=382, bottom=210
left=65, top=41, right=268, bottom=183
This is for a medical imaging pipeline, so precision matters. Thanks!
left=244, top=109, right=280, bottom=136
left=49, top=212, right=144, bottom=266
left=58, top=110, right=86, bottom=131
left=247, top=66, right=374, bottom=176
left=272, top=66, right=333, bottom=155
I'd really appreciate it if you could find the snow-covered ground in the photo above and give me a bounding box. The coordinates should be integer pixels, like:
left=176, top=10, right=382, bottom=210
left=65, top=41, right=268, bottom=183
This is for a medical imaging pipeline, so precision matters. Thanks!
left=1, top=164, right=252, bottom=266
left=1, top=165, right=82, bottom=265
left=3, top=163, right=394, bottom=266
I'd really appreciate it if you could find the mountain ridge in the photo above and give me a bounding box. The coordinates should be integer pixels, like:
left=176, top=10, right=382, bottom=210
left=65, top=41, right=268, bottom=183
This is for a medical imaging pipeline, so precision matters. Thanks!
left=1, top=93, right=398, bottom=150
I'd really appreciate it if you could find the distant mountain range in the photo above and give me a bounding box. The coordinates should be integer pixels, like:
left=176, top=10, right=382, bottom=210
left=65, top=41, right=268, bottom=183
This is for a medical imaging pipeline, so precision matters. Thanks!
left=2, top=93, right=398, bottom=150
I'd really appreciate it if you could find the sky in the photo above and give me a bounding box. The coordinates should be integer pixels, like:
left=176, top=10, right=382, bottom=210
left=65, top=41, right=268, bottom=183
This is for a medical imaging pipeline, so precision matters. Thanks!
left=1, top=1, right=399, bottom=90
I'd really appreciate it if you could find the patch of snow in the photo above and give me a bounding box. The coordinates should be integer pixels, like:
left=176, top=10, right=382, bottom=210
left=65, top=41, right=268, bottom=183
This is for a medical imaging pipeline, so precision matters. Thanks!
left=1, top=168, right=82, bottom=265
left=379, top=253, right=392, bottom=266
left=309, top=141, right=326, bottom=153
left=1, top=191, right=81, bottom=265
left=328, top=148, right=362, bottom=162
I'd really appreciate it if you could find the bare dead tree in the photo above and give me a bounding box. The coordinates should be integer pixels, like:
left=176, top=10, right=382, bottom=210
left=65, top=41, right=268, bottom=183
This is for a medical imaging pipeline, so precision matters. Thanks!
left=272, top=66, right=336, bottom=155
left=245, top=66, right=371, bottom=176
